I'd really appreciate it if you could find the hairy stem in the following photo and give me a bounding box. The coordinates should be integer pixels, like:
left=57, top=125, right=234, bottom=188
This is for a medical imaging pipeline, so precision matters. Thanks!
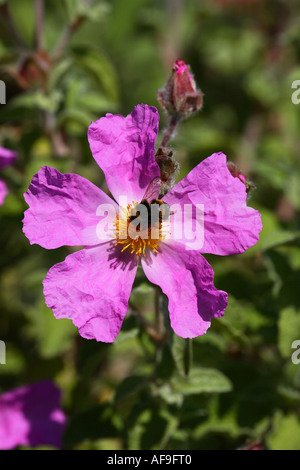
left=51, top=0, right=95, bottom=60
left=34, top=0, right=45, bottom=51
left=154, top=287, right=164, bottom=339
left=160, top=114, right=181, bottom=148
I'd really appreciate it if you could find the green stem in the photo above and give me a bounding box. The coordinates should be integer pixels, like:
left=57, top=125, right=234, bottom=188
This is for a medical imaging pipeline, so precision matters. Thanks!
left=154, top=287, right=164, bottom=338
left=184, top=338, right=193, bottom=376
left=153, top=287, right=166, bottom=377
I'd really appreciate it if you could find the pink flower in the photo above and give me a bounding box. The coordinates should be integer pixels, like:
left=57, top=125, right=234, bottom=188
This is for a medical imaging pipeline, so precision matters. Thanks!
left=0, top=146, right=18, bottom=206
left=0, top=380, right=67, bottom=449
left=22, top=104, right=262, bottom=343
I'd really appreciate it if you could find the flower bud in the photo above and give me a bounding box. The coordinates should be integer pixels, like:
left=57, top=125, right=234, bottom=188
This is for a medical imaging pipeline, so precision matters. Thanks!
left=11, top=51, right=51, bottom=90
left=227, top=161, right=256, bottom=193
left=155, top=146, right=180, bottom=194
left=157, top=59, right=203, bottom=117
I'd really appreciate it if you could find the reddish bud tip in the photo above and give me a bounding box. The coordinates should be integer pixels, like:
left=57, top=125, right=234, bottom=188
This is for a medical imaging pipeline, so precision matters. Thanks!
left=227, top=162, right=256, bottom=193
left=173, top=59, right=188, bottom=73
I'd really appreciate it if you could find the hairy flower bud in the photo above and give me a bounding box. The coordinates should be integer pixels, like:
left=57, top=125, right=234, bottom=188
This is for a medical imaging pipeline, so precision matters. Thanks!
left=10, top=51, right=51, bottom=90
left=157, top=59, right=203, bottom=117
left=155, top=146, right=180, bottom=194
left=227, top=161, right=256, bottom=193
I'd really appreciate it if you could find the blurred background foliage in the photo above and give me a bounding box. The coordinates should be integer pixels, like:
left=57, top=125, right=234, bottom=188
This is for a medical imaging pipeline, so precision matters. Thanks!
left=0, top=0, right=300, bottom=450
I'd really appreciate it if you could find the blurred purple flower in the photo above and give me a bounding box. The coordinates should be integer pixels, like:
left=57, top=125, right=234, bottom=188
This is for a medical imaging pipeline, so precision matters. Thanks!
left=0, top=146, right=18, bottom=206
left=22, top=104, right=262, bottom=343
left=0, top=380, right=67, bottom=449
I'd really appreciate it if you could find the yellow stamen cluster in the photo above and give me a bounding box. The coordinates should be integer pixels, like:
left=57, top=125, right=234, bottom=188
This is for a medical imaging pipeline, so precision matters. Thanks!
left=114, top=202, right=167, bottom=257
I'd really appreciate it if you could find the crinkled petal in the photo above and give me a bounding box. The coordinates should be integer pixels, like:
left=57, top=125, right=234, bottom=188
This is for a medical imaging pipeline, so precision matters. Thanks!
left=141, top=241, right=227, bottom=338
left=0, top=380, right=66, bottom=450
left=163, top=152, right=262, bottom=255
left=0, top=178, right=8, bottom=206
left=23, top=166, right=118, bottom=249
left=0, top=146, right=18, bottom=170
left=43, top=242, right=138, bottom=342
left=88, top=104, right=161, bottom=204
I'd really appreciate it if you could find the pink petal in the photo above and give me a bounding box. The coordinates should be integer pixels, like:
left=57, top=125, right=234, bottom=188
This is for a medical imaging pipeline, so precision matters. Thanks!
left=0, top=146, right=18, bottom=170
left=43, top=242, right=138, bottom=342
left=23, top=166, right=118, bottom=249
left=0, top=178, right=8, bottom=206
left=163, top=152, right=262, bottom=255
left=88, top=104, right=161, bottom=204
left=141, top=241, right=227, bottom=338
left=0, top=380, right=66, bottom=450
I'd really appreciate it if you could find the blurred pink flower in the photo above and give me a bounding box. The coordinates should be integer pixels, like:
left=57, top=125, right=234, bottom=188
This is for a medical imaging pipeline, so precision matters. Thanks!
left=23, top=104, right=262, bottom=343
left=0, top=146, right=18, bottom=206
left=0, top=380, right=66, bottom=449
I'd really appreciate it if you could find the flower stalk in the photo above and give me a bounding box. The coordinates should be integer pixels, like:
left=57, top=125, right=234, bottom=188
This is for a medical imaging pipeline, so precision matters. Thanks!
left=159, top=114, right=182, bottom=148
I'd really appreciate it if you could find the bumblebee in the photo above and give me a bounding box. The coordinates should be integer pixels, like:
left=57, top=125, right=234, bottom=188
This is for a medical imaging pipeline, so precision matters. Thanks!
left=147, top=198, right=171, bottom=222
left=128, top=178, right=171, bottom=232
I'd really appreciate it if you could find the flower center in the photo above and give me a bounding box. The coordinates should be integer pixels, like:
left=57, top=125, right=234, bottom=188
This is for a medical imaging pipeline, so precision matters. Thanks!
left=114, top=201, right=169, bottom=257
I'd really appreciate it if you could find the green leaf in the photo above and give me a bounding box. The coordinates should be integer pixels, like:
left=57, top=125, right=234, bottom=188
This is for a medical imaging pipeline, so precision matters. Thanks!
left=153, top=383, right=183, bottom=407
left=245, top=207, right=281, bottom=255
left=218, top=295, right=268, bottom=344
left=9, top=90, right=62, bottom=113
left=71, top=47, right=119, bottom=102
left=114, top=328, right=139, bottom=345
left=63, top=404, right=122, bottom=448
left=57, top=107, right=95, bottom=135
left=171, top=335, right=193, bottom=377
left=114, top=375, right=148, bottom=403
left=193, top=396, right=249, bottom=441
left=277, top=384, right=300, bottom=404
left=82, top=3, right=110, bottom=23
left=48, top=57, right=73, bottom=90
left=260, top=230, right=300, bottom=251
left=24, top=298, right=76, bottom=359
left=172, top=367, right=232, bottom=395
left=63, top=0, right=109, bottom=23
left=63, top=0, right=82, bottom=22
left=127, top=408, right=178, bottom=451
left=267, top=412, right=300, bottom=450
left=278, top=307, right=300, bottom=359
